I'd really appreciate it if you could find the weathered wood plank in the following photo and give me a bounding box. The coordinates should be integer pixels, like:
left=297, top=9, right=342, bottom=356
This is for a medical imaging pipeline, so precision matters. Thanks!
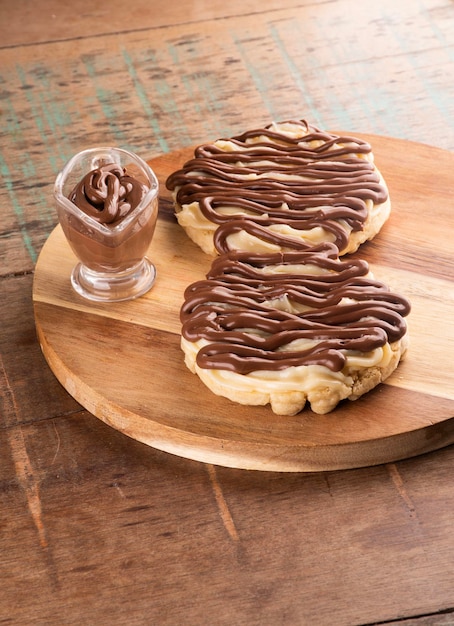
left=0, top=274, right=81, bottom=428
left=3, top=413, right=454, bottom=625
left=0, top=0, right=304, bottom=47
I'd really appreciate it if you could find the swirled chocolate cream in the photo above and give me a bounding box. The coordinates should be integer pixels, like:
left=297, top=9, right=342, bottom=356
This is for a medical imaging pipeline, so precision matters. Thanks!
left=65, top=163, right=157, bottom=272
left=166, top=120, right=390, bottom=256
left=180, top=245, right=410, bottom=415
left=71, top=163, right=148, bottom=225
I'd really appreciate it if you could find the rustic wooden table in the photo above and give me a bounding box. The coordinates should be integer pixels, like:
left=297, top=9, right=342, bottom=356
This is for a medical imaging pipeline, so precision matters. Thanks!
left=1, top=1, right=454, bottom=624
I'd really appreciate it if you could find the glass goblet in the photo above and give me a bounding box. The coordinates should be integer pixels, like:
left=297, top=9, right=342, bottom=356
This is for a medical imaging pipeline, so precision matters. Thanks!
left=54, top=147, right=159, bottom=302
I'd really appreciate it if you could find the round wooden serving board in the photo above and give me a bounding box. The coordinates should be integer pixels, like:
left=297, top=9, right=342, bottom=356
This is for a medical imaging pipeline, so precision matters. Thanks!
left=33, top=134, right=454, bottom=472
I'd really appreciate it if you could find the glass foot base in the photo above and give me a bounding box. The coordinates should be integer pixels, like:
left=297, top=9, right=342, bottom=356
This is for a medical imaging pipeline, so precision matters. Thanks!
left=71, top=258, right=156, bottom=302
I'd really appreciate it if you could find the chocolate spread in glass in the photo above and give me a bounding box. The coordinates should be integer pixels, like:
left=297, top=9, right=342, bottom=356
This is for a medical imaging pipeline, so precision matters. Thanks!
left=166, top=120, right=388, bottom=253
left=180, top=245, right=411, bottom=374
left=63, top=163, right=157, bottom=273
left=70, top=163, right=147, bottom=224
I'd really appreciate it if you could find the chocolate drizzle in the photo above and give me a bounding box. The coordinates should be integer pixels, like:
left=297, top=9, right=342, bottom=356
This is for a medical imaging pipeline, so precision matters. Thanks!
left=180, top=245, right=411, bottom=374
left=70, top=163, right=148, bottom=225
left=172, top=121, right=410, bottom=382
left=166, top=120, right=389, bottom=253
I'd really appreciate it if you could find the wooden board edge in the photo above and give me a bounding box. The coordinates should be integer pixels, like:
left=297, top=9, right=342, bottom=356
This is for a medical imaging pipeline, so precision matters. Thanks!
left=34, top=311, right=454, bottom=472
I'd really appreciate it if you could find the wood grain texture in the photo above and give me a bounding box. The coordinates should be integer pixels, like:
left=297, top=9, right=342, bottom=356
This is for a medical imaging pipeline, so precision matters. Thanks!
left=0, top=0, right=302, bottom=47
left=3, top=412, right=454, bottom=626
left=0, top=274, right=81, bottom=429
left=32, top=134, right=454, bottom=471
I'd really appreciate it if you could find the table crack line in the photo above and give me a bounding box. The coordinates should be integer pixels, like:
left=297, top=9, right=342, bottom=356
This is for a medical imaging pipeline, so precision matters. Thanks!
left=206, top=463, right=239, bottom=543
